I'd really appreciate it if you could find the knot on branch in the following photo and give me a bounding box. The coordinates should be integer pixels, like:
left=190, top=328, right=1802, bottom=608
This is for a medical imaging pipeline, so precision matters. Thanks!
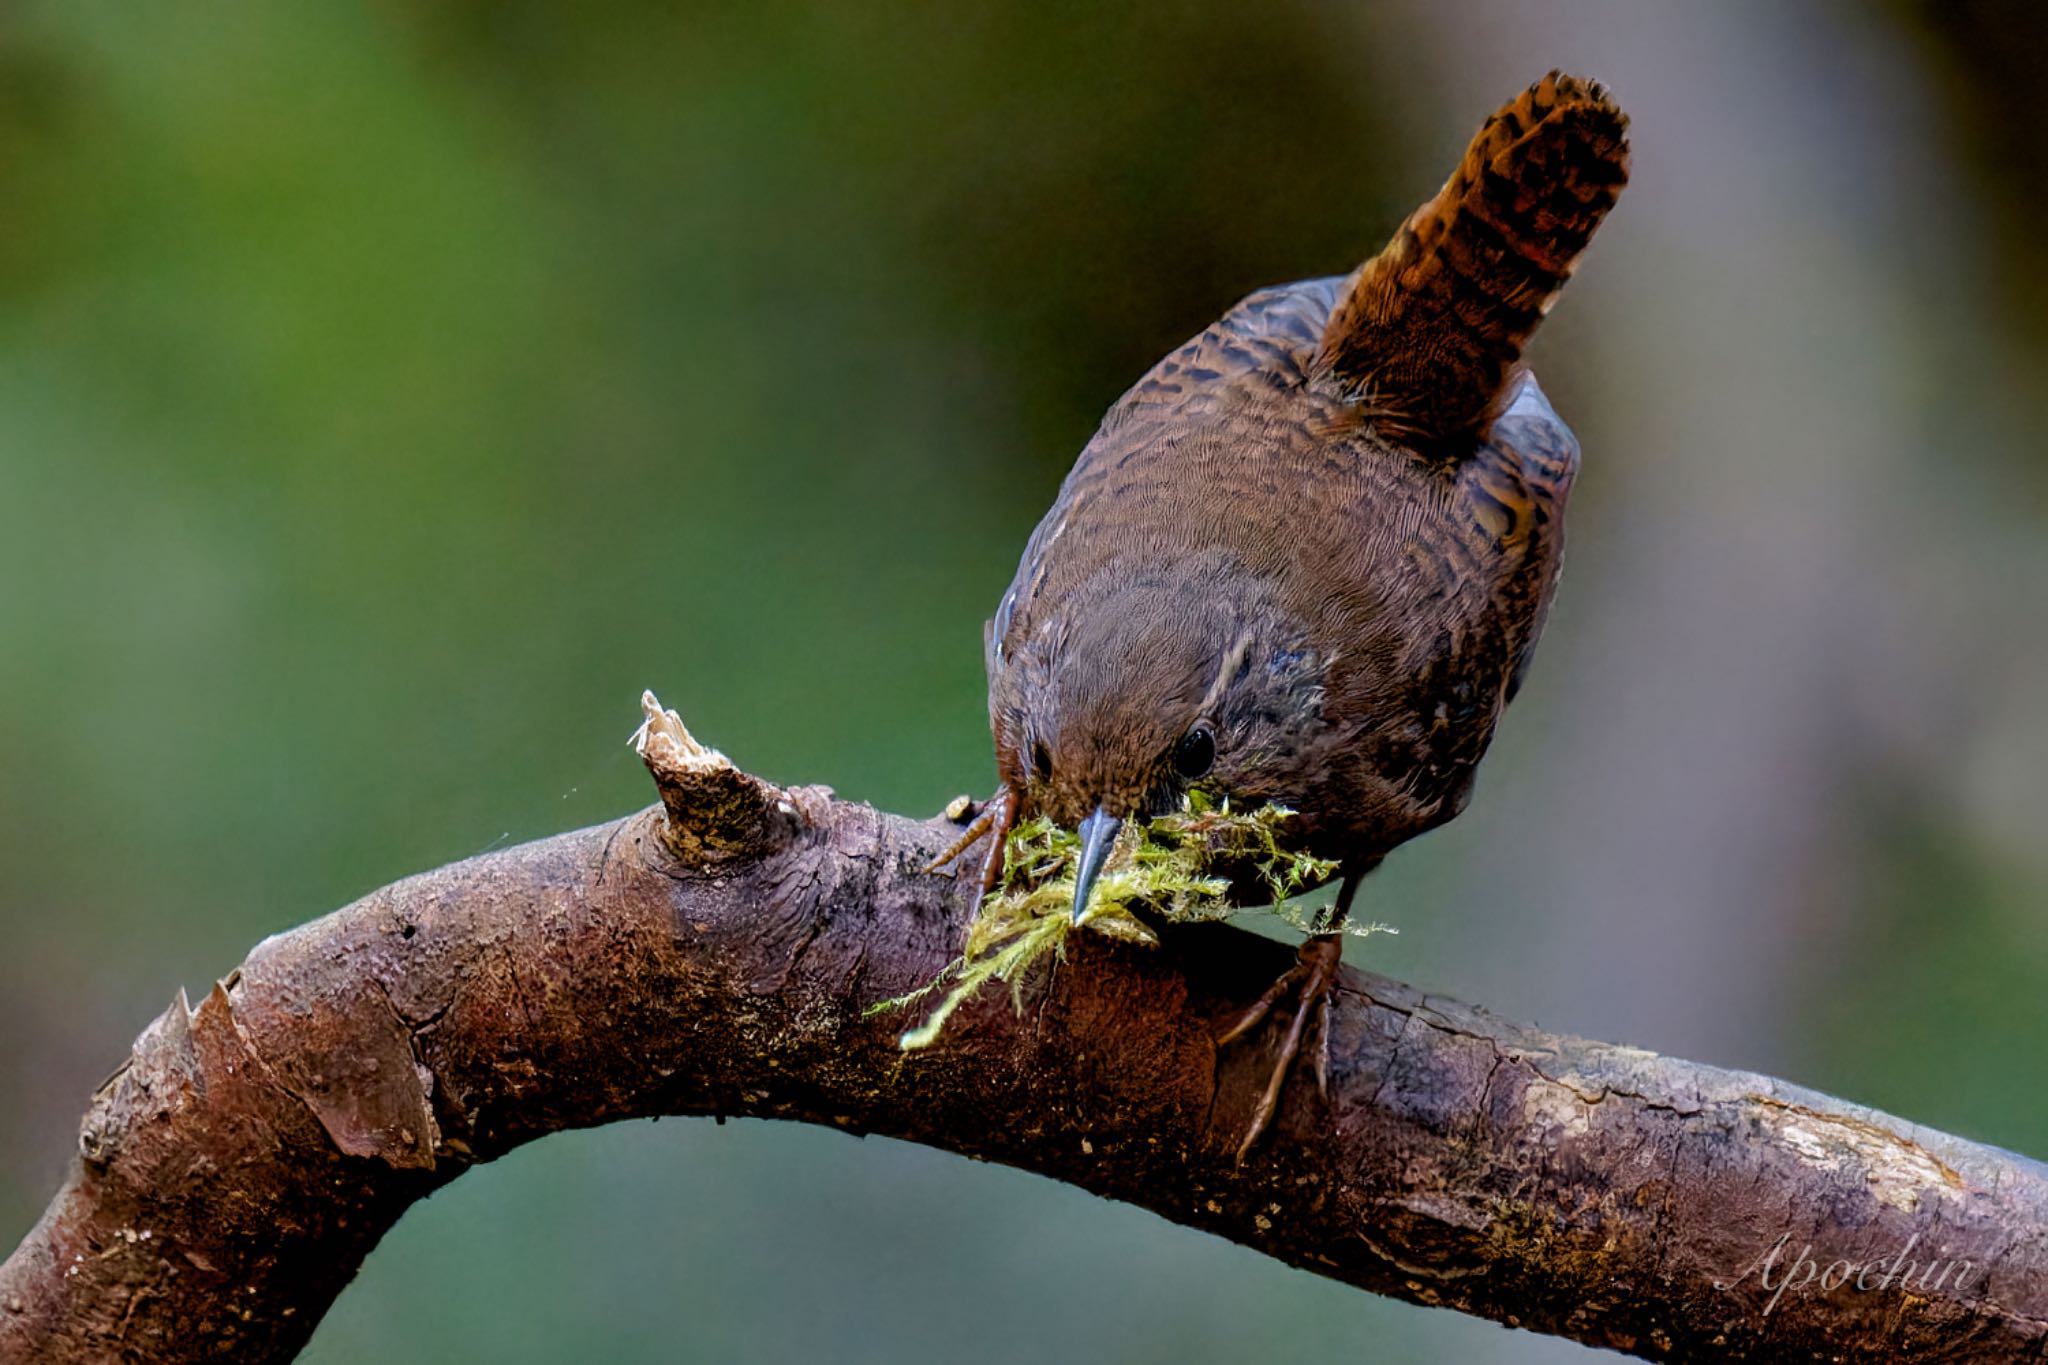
left=632, top=690, right=801, bottom=865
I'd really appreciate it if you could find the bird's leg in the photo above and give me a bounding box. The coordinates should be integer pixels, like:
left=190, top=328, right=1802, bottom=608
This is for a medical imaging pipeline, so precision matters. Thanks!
left=922, top=785, right=1018, bottom=902
left=1214, top=873, right=1357, bottom=1043
left=971, top=785, right=1018, bottom=900
left=1217, top=870, right=1359, bottom=1163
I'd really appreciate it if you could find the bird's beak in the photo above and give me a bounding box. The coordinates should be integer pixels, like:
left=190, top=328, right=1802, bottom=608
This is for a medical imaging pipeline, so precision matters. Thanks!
left=1071, top=804, right=1123, bottom=925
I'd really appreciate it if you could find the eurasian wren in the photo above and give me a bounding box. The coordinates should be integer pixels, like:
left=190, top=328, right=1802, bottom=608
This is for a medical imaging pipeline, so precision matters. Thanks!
left=937, top=72, right=1629, bottom=1156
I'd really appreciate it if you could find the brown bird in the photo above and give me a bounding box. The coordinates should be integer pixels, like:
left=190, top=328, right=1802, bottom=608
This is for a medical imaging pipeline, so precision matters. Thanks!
left=934, top=72, right=1629, bottom=1156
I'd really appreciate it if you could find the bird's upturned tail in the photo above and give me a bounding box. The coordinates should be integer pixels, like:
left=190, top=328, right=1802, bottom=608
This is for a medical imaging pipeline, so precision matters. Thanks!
left=1314, top=71, right=1630, bottom=452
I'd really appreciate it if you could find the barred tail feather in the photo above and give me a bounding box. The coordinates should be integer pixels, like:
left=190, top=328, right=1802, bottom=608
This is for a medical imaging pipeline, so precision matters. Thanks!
left=1315, top=71, right=1629, bottom=451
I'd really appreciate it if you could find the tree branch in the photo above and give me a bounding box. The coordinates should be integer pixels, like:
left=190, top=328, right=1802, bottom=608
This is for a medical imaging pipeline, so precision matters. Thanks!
left=4, top=696, right=2044, bottom=1363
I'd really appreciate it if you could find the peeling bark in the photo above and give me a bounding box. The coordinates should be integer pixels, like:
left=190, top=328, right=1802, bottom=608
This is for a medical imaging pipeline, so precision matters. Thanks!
left=3, top=695, right=2044, bottom=1363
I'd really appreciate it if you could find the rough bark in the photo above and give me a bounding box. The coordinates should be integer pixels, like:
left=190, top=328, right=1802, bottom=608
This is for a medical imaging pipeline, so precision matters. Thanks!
left=3, top=696, right=2043, bottom=1363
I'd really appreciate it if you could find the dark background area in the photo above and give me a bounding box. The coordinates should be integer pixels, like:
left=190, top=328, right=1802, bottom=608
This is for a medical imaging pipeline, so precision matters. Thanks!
left=4, top=2, right=2046, bottom=1360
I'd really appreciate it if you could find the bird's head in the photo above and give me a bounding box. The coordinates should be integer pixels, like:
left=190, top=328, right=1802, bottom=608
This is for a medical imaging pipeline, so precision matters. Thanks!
left=989, top=551, right=1332, bottom=923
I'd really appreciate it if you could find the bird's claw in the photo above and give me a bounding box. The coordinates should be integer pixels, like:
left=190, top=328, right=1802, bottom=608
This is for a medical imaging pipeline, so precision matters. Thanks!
left=1218, top=931, right=1344, bottom=1163
left=923, top=804, right=997, bottom=875
left=921, top=786, right=1017, bottom=902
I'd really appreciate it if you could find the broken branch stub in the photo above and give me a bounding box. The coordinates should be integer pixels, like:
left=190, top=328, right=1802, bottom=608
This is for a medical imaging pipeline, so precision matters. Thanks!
left=632, top=690, right=802, bottom=865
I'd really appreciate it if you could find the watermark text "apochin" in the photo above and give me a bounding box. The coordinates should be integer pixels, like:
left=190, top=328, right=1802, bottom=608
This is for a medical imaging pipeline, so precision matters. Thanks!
left=1718, top=1233, right=1975, bottom=1317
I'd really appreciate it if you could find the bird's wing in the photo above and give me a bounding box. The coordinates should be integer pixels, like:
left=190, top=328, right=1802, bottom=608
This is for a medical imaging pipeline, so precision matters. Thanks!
left=1456, top=371, right=1581, bottom=704
left=1105, top=277, right=1345, bottom=424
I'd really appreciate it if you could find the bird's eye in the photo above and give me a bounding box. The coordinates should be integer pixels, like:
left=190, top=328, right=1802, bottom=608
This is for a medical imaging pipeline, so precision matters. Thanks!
left=1173, top=724, right=1216, bottom=779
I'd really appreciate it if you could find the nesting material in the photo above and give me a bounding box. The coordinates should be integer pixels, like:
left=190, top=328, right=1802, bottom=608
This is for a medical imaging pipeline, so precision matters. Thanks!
left=874, top=795, right=1393, bottom=1050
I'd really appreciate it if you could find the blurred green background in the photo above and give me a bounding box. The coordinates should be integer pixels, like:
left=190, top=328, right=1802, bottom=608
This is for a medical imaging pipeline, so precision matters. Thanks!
left=5, top=2, right=2048, bottom=1360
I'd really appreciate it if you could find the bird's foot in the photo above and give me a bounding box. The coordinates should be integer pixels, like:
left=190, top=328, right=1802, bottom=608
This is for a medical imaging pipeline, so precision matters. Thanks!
left=921, top=785, right=1017, bottom=902
left=1216, top=931, right=1344, bottom=1163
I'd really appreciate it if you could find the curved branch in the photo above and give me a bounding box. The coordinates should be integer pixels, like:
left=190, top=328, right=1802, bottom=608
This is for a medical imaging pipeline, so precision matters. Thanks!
left=3, top=697, right=2044, bottom=1363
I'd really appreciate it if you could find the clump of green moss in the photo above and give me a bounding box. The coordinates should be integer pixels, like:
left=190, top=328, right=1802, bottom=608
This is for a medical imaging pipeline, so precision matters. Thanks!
left=872, top=794, right=1392, bottom=1050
